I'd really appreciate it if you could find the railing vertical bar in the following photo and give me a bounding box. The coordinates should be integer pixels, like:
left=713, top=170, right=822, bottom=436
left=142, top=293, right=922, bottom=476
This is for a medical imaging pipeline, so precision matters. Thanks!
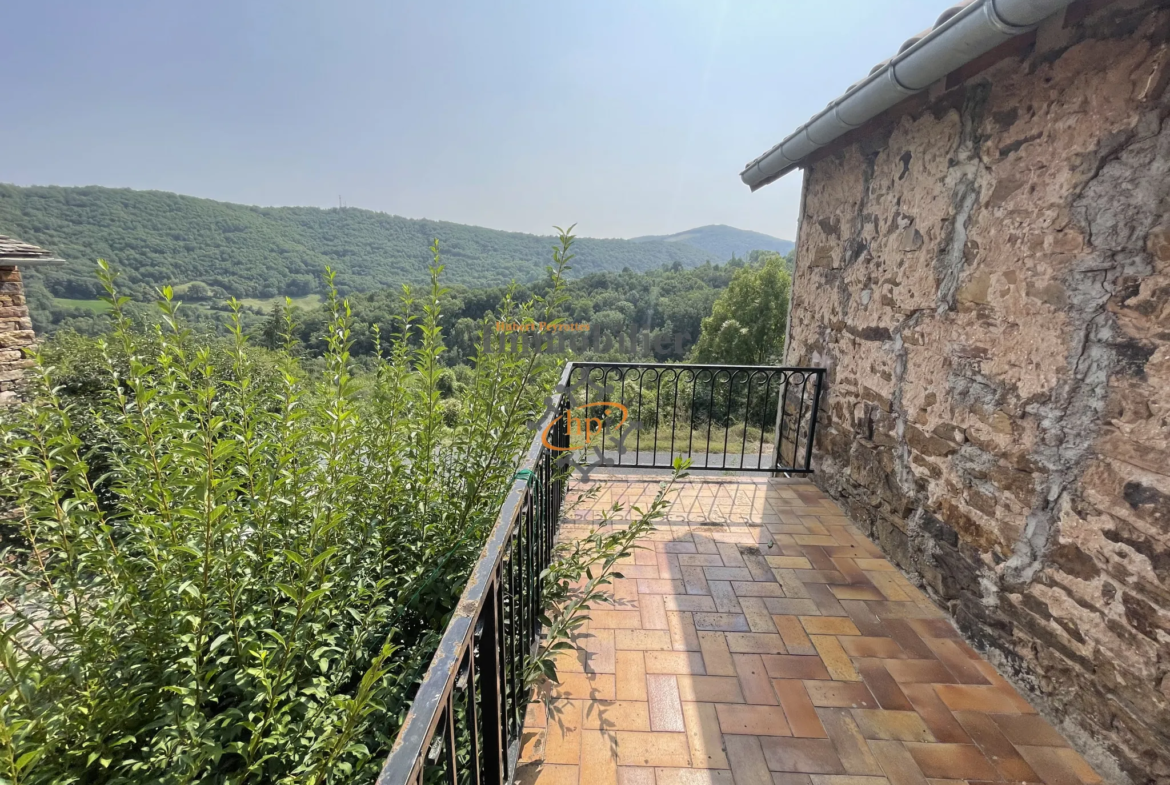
left=529, top=492, right=536, bottom=647
left=597, top=367, right=606, bottom=463
left=704, top=372, right=717, bottom=469
left=741, top=372, right=755, bottom=468
left=519, top=512, right=528, bottom=734
left=522, top=494, right=531, bottom=669
left=632, top=368, right=642, bottom=463
left=683, top=372, right=692, bottom=463
left=443, top=699, right=458, bottom=785
left=773, top=373, right=790, bottom=471
left=539, top=468, right=546, bottom=645
left=528, top=488, right=538, bottom=642
left=668, top=370, right=680, bottom=465
left=758, top=372, right=773, bottom=469
left=546, top=453, right=552, bottom=564
left=505, top=531, right=517, bottom=743
left=518, top=504, right=526, bottom=681
left=515, top=530, right=523, bottom=739
left=539, top=451, right=548, bottom=583
left=618, top=368, right=629, bottom=466
left=613, top=369, right=622, bottom=467
left=499, top=550, right=509, bottom=754
left=642, top=369, right=648, bottom=462
left=555, top=397, right=567, bottom=516
left=494, top=574, right=508, bottom=774
left=721, top=371, right=737, bottom=470
left=514, top=519, right=524, bottom=730
left=467, top=650, right=482, bottom=785
left=476, top=579, right=504, bottom=785
left=792, top=375, right=808, bottom=473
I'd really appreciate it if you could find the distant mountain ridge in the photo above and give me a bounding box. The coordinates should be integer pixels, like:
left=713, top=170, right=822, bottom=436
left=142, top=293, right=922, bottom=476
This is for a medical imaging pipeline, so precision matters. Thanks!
left=631, top=224, right=792, bottom=260
left=0, top=184, right=738, bottom=304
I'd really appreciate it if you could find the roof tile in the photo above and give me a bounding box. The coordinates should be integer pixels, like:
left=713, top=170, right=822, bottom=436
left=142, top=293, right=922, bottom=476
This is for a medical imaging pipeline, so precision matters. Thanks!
left=0, top=235, right=62, bottom=262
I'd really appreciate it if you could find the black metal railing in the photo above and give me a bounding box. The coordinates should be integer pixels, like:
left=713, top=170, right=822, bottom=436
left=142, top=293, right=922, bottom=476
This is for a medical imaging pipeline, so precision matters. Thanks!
left=376, top=361, right=824, bottom=785
left=376, top=364, right=572, bottom=785
left=566, top=362, right=824, bottom=472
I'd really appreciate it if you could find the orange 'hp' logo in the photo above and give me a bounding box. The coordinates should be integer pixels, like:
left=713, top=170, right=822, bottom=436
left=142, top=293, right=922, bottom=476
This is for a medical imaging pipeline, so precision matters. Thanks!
left=542, top=402, right=629, bottom=451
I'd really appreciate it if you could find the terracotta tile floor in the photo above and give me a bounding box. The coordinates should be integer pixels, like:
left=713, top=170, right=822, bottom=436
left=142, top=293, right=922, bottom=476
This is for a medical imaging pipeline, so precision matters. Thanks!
left=516, top=476, right=1103, bottom=785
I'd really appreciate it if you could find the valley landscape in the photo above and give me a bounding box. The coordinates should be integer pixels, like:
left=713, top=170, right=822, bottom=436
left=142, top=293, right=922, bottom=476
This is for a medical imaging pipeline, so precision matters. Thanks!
left=0, top=183, right=791, bottom=337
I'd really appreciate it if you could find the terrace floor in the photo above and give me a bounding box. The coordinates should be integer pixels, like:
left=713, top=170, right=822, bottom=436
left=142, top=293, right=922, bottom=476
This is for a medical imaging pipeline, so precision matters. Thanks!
left=517, top=476, right=1102, bottom=785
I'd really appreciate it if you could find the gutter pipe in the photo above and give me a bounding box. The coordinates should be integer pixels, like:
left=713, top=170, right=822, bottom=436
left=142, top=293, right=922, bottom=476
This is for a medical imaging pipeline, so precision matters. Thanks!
left=740, top=0, right=1077, bottom=190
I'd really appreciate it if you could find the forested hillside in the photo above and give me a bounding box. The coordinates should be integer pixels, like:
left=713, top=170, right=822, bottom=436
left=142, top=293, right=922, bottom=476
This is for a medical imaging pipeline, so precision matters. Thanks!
left=2, top=184, right=793, bottom=329
left=44, top=238, right=799, bottom=382
left=631, top=224, right=792, bottom=259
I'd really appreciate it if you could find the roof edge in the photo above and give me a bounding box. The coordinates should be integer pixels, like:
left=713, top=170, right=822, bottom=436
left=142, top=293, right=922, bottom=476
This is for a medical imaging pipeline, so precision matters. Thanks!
left=0, top=256, right=66, bottom=268
left=741, top=0, right=1080, bottom=190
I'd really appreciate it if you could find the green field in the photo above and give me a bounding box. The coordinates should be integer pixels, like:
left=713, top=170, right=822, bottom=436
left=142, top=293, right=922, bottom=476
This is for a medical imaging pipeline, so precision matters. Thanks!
left=238, top=293, right=322, bottom=311
left=52, top=298, right=112, bottom=314
left=51, top=293, right=321, bottom=314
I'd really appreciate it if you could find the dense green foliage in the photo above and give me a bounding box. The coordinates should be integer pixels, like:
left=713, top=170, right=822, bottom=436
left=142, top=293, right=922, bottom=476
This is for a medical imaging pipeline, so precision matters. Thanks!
left=692, top=251, right=791, bottom=365
left=0, top=184, right=796, bottom=331
left=0, top=235, right=575, bottom=783
left=38, top=255, right=755, bottom=365
left=631, top=224, right=793, bottom=260
left=285, top=259, right=744, bottom=365
left=39, top=248, right=794, bottom=372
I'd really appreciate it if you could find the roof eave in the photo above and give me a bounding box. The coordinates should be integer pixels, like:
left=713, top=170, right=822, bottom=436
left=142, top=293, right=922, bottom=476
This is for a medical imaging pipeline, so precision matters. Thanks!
left=0, top=256, right=66, bottom=268
left=741, top=0, right=1080, bottom=190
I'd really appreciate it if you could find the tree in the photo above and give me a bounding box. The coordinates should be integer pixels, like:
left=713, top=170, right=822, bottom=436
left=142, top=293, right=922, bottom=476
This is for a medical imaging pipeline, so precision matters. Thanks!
left=691, top=251, right=790, bottom=365
left=261, top=302, right=283, bottom=349
left=183, top=281, right=212, bottom=300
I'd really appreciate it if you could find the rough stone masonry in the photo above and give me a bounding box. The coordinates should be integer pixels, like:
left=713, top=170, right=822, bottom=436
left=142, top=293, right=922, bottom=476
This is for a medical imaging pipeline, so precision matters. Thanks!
left=0, top=266, right=35, bottom=404
left=786, top=1, right=1170, bottom=781
left=0, top=235, right=60, bottom=404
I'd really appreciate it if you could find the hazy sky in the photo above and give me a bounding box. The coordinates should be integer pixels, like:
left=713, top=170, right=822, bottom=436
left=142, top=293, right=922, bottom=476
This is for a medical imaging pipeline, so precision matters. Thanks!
left=3, top=0, right=944, bottom=241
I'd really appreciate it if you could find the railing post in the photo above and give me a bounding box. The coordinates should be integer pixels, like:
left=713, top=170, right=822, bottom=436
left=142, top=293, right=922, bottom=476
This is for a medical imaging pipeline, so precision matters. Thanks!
left=801, top=370, right=824, bottom=472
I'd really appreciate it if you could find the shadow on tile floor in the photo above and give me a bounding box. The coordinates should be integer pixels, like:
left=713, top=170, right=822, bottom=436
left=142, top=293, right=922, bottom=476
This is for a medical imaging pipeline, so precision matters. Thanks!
left=515, top=476, right=1103, bottom=785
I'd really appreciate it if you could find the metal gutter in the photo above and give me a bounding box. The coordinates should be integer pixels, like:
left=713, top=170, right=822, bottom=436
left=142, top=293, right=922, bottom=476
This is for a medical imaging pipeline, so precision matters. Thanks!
left=740, top=0, right=1078, bottom=190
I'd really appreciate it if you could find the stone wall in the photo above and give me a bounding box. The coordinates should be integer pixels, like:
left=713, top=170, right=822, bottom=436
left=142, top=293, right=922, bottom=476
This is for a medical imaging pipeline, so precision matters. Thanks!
left=785, top=2, right=1170, bottom=781
left=0, top=266, right=35, bottom=404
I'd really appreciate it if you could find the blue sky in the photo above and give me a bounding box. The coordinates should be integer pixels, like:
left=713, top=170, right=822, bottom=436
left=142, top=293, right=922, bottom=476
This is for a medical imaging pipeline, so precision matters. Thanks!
left=2, top=0, right=944, bottom=241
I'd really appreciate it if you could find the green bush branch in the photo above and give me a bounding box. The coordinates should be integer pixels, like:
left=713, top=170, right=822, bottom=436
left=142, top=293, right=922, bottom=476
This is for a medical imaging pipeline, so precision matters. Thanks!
left=0, top=230, right=576, bottom=784
left=525, top=458, right=690, bottom=690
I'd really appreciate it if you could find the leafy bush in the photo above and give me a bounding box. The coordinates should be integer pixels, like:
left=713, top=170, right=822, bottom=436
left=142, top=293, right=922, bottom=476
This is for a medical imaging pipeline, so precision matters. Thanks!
left=0, top=233, right=575, bottom=784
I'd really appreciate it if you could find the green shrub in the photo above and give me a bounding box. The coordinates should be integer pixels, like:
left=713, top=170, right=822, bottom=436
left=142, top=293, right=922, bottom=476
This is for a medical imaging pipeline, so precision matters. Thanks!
left=0, top=232, right=575, bottom=784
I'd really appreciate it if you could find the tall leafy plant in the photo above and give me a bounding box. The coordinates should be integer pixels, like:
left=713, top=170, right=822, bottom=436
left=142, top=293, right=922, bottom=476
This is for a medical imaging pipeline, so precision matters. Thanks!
left=0, top=230, right=577, bottom=784
left=525, top=459, right=690, bottom=689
